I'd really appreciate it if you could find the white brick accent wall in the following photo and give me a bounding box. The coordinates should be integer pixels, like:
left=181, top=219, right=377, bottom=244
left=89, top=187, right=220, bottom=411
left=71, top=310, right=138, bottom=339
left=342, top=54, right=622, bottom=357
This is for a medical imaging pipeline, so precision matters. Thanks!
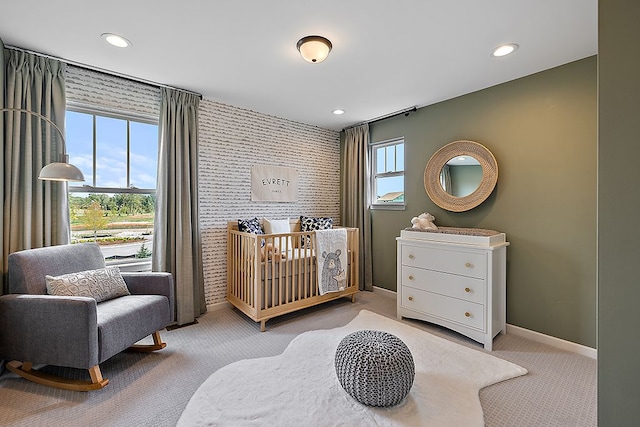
left=198, top=101, right=341, bottom=304
left=64, top=66, right=341, bottom=306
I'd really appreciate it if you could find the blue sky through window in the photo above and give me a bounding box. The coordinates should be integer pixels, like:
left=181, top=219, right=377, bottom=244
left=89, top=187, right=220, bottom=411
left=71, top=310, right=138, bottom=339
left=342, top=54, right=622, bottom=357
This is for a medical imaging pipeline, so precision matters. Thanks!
left=66, top=111, right=158, bottom=189
left=376, top=176, right=404, bottom=198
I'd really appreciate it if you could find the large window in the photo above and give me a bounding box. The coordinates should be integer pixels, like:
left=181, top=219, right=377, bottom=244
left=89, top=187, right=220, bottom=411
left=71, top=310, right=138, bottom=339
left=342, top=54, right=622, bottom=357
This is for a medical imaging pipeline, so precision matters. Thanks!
left=66, top=108, right=158, bottom=270
left=371, top=138, right=405, bottom=208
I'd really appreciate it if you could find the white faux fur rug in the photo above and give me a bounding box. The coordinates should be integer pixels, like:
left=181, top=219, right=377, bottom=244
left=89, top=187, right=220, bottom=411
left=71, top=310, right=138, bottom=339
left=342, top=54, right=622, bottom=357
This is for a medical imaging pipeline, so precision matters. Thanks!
left=178, top=310, right=527, bottom=426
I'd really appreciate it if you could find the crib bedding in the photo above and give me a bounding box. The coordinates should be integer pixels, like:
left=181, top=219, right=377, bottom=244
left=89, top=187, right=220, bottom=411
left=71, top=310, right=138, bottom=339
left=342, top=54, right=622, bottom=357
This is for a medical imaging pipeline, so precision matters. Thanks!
left=227, top=219, right=359, bottom=331
left=261, top=254, right=353, bottom=307
left=261, top=255, right=317, bottom=280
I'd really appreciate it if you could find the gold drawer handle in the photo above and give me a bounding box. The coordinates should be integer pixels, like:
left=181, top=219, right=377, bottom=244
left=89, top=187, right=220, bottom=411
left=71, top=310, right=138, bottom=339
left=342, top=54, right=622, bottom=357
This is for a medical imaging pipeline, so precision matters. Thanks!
left=408, top=275, right=414, bottom=280
left=465, top=262, right=472, bottom=268
left=464, top=312, right=471, bottom=317
left=408, top=254, right=415, bottom=259
left=464, top=287, right=471, bottom=293
left=408, top=296, right=414, bottom=302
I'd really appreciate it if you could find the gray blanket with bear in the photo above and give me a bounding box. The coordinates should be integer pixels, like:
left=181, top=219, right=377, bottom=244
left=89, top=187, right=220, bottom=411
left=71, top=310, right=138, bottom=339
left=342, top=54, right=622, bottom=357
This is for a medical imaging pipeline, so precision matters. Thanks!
left=314, top=229, right=347, bottom=295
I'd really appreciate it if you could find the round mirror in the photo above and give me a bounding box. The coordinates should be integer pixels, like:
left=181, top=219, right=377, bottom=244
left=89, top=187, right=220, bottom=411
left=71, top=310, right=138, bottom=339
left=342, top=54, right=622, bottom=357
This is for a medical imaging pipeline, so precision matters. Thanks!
left=424, top=140, right=498, bottom=212
left=440, top=155, right=483, bottom=197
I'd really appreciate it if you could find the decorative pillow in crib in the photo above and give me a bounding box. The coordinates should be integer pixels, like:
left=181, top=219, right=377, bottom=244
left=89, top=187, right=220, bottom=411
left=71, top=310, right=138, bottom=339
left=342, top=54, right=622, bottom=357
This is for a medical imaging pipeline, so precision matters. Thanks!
left=300, top=216, right=333, bottom=248
left=263, top=218, right=293, bottom=252
left=238, top=217, right=264, bottom=235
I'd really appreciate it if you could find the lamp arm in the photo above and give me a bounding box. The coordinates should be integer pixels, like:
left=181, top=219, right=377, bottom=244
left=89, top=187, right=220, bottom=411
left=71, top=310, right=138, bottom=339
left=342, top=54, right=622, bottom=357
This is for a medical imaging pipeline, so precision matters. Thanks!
left=1, top=107, right=85, bottom=182
left=0, top=107, right=66, bottom=150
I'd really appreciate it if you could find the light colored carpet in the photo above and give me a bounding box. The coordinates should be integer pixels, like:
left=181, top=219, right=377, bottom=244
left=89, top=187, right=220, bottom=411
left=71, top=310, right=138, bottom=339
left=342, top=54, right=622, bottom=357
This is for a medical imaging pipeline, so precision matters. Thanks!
left=0, top=290, right=596, bottom=426
left=178, top=310, right=527, bottom=426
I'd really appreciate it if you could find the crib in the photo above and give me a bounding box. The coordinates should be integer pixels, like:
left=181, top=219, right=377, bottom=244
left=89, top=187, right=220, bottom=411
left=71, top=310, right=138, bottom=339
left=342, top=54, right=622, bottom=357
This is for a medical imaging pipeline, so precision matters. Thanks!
left=227, top=219, right=359, bottom=331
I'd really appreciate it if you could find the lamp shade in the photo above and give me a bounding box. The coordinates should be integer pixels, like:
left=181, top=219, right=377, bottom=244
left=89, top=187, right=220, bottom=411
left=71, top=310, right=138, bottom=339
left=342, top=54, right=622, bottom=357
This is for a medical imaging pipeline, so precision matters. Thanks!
left=296, top=36, right=332, bottom=63
left=39, top=154, right=85, bottom=182
left=0, top=107, right=85, bottom=182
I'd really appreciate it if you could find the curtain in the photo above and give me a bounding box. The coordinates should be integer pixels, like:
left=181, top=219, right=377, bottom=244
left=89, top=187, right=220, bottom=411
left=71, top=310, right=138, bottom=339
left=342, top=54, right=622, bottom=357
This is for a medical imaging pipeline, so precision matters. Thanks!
left=440, top=164, right=452, bottom=194
left=153, top=87, right=205, bottom=325
left=340, top=124, right=373, bottom=291
left=1, top=49, right=69, bottom=294
left=0, top=39, right=5, bottom=293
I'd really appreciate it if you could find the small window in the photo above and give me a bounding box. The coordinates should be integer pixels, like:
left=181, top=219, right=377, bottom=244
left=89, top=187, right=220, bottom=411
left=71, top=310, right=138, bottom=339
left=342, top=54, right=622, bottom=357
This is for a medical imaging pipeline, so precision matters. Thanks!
left=371, top=138, right=405, bottom=209
left=66, top=108, right=158, bottom=271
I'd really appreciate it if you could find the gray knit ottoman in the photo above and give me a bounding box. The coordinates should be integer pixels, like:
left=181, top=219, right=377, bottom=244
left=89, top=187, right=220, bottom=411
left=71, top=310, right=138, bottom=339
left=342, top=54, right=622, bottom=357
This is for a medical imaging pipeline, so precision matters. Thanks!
left=334, top=330, right=415, bottom=407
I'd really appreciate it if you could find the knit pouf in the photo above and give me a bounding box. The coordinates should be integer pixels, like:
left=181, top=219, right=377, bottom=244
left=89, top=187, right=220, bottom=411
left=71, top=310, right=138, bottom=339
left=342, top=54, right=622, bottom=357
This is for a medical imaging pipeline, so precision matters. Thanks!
left=334, top=330, right=415, bottom=407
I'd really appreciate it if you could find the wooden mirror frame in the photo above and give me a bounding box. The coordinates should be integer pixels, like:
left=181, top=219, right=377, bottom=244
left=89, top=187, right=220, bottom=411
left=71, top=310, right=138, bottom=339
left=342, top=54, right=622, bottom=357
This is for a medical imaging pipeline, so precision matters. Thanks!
left=424, top=140, right=498, bottom=212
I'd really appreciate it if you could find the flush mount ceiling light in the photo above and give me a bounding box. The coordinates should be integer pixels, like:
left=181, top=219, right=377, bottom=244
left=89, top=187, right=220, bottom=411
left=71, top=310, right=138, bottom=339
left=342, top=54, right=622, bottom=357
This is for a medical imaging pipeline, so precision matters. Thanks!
left=492, top=43, right=518, bottom=57
left=332, top=109, right=345, bottom=115
left=296, top=35, right=332, bottom=63
left=101, top=33, right=132, bottom=48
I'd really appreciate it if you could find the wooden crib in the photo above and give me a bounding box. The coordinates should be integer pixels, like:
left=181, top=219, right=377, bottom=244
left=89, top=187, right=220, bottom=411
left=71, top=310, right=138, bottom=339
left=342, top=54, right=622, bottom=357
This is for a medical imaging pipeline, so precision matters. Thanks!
left=227, top=219, right=359, bottom=331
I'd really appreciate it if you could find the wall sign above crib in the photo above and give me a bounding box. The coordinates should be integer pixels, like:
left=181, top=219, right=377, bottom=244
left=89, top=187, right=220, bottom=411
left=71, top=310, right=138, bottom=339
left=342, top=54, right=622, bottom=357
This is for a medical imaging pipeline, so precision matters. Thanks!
left=251, top=164, right=299, bottom=202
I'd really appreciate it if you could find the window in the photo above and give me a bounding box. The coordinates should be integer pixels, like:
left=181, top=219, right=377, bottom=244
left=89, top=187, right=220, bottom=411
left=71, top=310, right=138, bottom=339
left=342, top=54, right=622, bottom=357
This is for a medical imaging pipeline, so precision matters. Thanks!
left=66, top=108, right=158, bottom=270
left=371, top=138, right=405, bottom=209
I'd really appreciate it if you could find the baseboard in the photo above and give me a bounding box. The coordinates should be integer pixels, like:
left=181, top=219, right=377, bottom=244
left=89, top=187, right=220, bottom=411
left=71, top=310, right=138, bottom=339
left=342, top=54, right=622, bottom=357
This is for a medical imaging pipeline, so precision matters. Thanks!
left=207, top=300, right=232, bottom=312
left=372, top=285, right=397, bottom=297
left=506, top=324, right=597, bottom=360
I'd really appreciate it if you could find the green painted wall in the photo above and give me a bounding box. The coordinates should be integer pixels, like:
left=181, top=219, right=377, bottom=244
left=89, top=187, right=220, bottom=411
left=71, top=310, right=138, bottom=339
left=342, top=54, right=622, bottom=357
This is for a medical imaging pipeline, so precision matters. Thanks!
left=598, top=0, right=640, bottom=423
left=368, top=56, right=597, bottom=347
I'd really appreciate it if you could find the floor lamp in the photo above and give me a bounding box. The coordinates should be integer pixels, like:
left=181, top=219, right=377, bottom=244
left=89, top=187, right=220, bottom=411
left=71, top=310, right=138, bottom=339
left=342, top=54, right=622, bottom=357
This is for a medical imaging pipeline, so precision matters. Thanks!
left=0, top=107, right=85, bottom=182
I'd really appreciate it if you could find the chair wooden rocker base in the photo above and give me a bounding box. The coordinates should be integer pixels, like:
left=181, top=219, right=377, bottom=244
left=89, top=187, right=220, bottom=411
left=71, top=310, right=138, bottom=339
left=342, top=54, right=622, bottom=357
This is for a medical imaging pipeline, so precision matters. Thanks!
left=6, top=361, right=109, bottom=392
left=5, top=331, right=167, bottom=392
left=127, top=331, right=167, bottom=353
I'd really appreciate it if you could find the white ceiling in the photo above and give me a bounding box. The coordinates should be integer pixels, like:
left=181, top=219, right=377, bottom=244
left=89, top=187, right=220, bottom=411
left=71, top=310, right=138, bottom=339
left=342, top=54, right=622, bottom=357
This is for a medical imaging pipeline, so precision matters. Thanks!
left=0, top=1, right=597, bottom=131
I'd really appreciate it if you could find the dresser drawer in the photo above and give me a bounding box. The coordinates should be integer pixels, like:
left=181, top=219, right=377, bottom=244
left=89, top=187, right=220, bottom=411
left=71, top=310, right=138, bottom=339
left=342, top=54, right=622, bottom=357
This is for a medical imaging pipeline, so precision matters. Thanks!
left=401, top=245, right=486, bottom=279
left=400, top=286, right=484, bottom=331
left=402, top=266, right=484, bottom=304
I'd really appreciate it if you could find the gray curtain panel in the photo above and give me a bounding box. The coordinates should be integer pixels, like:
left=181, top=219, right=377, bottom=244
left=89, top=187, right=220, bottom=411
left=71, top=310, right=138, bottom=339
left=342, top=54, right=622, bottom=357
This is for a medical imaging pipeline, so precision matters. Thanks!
left=1, top=49, right=69, bottom=295
left=340, top=123, right=373, bottom=291
left=153, top=87, right=205, bottom=325
left=0, top=38, right=5, bottom=294
left=0, top=37, right=4, bottom=373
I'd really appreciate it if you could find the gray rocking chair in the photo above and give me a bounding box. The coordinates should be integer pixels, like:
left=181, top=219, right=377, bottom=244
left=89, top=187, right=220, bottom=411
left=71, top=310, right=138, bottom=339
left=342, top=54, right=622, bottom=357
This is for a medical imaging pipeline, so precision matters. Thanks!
left=0, top=243, right=174, bottom=391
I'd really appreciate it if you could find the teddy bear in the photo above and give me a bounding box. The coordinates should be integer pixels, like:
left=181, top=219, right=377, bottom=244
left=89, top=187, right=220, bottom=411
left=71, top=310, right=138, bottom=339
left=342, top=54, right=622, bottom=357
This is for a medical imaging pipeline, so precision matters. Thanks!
left=261, top=243, right=283, bottom=261
left=411, top=212, right=438, bottom=231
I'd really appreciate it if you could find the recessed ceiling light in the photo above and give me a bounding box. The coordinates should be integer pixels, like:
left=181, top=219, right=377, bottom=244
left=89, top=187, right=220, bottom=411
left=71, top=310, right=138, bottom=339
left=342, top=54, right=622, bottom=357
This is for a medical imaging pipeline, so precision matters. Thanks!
left=101, top=33, right=132, bottom=48
left=332, top=109, right=345, bottom=115
left=492, top=43, right=518, bottom=57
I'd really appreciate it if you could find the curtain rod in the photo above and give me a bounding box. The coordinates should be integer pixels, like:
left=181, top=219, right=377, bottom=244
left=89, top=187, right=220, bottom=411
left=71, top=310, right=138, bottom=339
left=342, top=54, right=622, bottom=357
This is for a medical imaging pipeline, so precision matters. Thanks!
left=5, top=45, right=203, bottom=99
left=342, top=106, right=417, bottom=132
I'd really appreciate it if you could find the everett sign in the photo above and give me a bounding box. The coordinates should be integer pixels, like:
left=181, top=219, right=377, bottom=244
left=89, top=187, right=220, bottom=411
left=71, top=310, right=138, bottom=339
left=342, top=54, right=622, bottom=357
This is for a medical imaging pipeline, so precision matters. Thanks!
left=251, top=165, right=298, bottom=202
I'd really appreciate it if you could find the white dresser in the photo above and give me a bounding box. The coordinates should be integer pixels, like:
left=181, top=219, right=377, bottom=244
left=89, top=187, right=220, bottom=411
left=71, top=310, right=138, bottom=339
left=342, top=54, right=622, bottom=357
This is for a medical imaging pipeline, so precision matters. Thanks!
left=396, top=229, right=509, bottom=351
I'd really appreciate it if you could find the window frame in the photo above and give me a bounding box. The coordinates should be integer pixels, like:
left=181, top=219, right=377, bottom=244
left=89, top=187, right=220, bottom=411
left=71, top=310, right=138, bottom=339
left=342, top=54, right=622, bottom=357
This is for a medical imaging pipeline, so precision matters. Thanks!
left=370, top=137, right=406, bottom=210
left=66, top=106, right=159, bottom=271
